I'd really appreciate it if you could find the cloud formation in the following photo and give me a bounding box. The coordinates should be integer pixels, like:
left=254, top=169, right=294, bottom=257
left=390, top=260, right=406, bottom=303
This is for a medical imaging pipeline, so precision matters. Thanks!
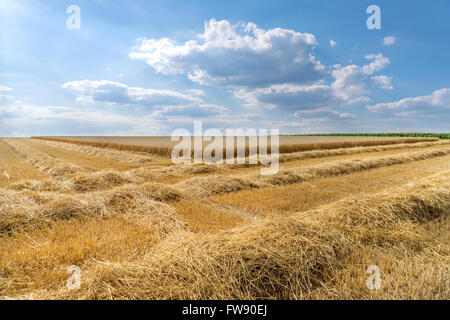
left=383, top=36, right=395, bottom=46
left=61, top=79, right=228, bottom=120
left=153, top=104, right=227, bottom=119
left=370, top=75, right=393, bottom=90
left=130, top=19, right=325, bottom=88
left=294, top=107, right=356, bottom=120
left=367, top=88, right=450, bottom=115
left=130, top=20, right=392, bottom=118
left=62, top=80, right=203, bottom=106
left=237, top=54, right=391, bottom=110
left=0, top=85, right=14, bottom=103
left=0, top=86, right=12, bottom=92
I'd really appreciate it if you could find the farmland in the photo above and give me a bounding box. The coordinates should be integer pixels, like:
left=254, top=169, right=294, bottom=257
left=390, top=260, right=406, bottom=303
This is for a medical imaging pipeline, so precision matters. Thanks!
left=0, top=136, right=449, bottom=300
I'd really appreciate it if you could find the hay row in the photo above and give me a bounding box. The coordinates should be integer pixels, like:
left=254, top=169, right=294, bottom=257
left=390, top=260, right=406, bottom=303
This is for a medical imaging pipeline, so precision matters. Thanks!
left=0, top=181, right=184, bottom=236
left=123, top=141, right=450, bottom=182
left=32, top=139, right=154, bottom=164
left=176, top=147, right=450, bottom=199
left=277, top=137, right=437, bottom=154
left=4, top=139, right=86, bottom=178
left=277, top=139, right=450, bottom=163
left=6, top=139, right=448, bottom=190
left=33, top=136, right=438, bottom=158
left=33, top=137, right=173, bottom=157
left=7, top=146, right=450, bottom=197
left=46, top=169, right=450, bottom=300
left=220, top=139, right=449, bottom=169
left=0, top=139, right=45, bottom=187
left=6, top=166, right=210, bottom=193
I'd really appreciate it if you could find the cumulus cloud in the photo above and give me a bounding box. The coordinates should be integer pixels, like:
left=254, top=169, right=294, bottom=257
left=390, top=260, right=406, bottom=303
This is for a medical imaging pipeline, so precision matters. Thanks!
left=371, top=75, right=393, bottom=90
left=236, top=84, right=336, bottom=110
left=238, top=54, right=390, bottom=110
left=130, top=19, right=325, bottom=88
left=367, top=88, right=450, bottom=115
left=127, top=19, right=396, bottom=122
left=361, top=53, right=390, bottom=75
left=62, top=80, right=203, bottom=106
left=383, top=36, right=395, bottom=46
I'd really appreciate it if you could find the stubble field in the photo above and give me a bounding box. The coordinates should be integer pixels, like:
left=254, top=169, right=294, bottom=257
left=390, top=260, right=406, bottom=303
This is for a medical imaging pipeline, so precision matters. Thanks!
left=0, top=136, right=449, bottom=300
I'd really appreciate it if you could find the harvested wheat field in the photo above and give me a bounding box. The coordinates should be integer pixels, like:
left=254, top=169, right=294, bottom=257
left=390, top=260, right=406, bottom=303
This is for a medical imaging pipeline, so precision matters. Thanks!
left=0, top=136, right=449, bottom=300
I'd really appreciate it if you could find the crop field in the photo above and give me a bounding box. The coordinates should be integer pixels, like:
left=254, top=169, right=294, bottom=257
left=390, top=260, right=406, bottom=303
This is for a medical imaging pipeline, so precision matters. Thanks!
left=0, top=136, right=449, bottom=300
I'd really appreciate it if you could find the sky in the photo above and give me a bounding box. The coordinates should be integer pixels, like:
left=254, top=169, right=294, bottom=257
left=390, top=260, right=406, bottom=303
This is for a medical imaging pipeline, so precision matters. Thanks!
left=1, top=0, right=449, bottom=136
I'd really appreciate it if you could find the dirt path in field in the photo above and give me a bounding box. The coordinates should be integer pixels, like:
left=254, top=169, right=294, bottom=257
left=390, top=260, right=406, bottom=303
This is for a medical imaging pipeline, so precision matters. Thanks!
left=0, top=139, right=45, bottom=187
left=23, top=140, right=156, bottom=172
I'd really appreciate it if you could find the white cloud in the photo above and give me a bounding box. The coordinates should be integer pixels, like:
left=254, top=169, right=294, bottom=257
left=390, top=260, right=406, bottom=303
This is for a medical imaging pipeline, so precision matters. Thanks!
left=0, top=85, right=14, bottom=104
left=185, top=89, right=206, bottom=96
left=329, top=40, right=337, bottom=47
left=294, top=107, right=356, bottom=120
left=130, top=19, right=325, bottom=88
left=153, top=104, right=227, bottom=119
left=383, top=36, right=395, bottom=46
left=371, top=75, right=393, bottom=90
left=362, top=54, right=390, bottom=75
left=129, top=20, right=393, bottom=116
left=0, top=100, right=327, bottom=136
left=62, top=80, right=203, bottom=107
left=60, top=79, right=229, bottom=121
left=367, top=88, right=450, bottom=114
left=0, top=94, right=14, bottom=102
left=0, top=85, right=13, bottom=92
left=238, top=54, right=390, bottom=110
left=0, top=101, right=172, bottom=136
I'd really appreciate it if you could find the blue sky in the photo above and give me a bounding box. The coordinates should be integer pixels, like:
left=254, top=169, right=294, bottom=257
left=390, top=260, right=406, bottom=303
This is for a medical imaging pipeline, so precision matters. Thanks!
left=1, top=0, right=449, bottom=136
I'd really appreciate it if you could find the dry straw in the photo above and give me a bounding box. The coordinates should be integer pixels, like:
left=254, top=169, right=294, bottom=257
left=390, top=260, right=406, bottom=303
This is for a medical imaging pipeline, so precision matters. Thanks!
left=33, top=137, right=437, bottom=158
left=33, top=137, right=173, bottom=157
left=0, top=181, right=184, bottom=235
left=4, top=138, right=85, bottom=178
left=176, top=147, right=450, bottom=198
left=46, top=170, right=450, bottom=300
left=33, top=139, right=153, bottom=164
